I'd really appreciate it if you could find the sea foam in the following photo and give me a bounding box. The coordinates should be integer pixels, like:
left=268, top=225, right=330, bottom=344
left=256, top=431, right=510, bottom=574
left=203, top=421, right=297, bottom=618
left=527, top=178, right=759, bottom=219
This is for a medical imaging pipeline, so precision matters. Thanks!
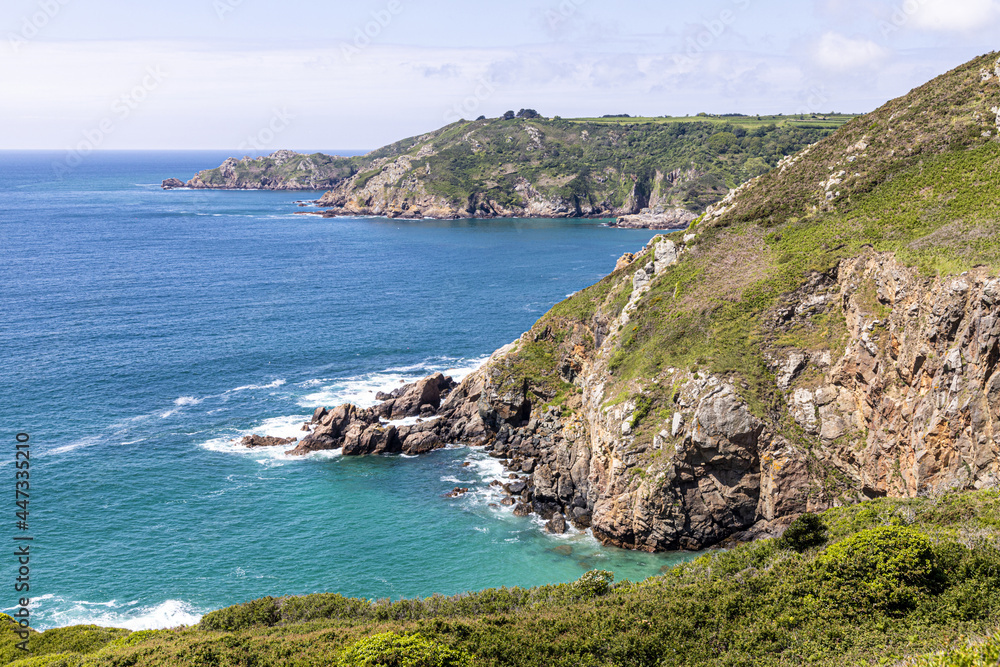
left=13, top=597, right=204, bottom=632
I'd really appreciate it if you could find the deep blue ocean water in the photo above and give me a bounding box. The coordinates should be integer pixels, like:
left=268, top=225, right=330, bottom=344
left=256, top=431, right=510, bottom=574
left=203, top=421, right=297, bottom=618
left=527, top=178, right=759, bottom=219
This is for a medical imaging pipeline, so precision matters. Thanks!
left=1, top=151, right=694, bottom=630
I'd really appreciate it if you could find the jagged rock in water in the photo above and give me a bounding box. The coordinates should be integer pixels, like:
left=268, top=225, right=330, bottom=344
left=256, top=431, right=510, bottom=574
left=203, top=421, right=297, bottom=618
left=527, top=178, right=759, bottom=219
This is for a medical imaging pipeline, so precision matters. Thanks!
left=238, top=435, right=297, bottom=448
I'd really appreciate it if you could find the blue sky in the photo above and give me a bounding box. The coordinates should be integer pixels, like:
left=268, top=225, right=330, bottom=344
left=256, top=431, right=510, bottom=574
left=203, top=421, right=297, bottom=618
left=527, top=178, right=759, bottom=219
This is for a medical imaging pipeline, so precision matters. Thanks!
left=2, top=0, right=998, bottom=150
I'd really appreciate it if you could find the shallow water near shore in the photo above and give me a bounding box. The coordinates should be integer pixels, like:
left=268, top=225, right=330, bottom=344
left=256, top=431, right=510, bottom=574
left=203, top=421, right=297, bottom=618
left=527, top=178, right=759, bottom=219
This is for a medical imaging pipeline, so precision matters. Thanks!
left=1, top=151, right=696, bottom=630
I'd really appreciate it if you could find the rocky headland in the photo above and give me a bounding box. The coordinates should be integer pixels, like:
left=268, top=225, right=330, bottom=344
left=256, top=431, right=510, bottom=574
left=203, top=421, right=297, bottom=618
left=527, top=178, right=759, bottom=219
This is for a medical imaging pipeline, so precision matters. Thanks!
left=163, top=150, right=358, bottom=191
left=165, top=117, right=844, bottom=227
left=235, top=52, right=1000, bottom=553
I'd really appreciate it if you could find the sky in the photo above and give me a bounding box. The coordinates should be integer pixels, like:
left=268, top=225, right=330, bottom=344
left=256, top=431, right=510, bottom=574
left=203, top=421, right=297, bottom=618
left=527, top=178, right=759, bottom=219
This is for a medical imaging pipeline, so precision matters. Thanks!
left=1, top=0, right=998, bottom=151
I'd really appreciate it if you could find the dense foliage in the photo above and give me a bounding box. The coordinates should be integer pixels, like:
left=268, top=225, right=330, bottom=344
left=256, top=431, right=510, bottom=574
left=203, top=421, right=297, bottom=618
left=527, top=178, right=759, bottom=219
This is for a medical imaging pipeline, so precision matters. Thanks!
left=5, top=493, right=1000, bottom=666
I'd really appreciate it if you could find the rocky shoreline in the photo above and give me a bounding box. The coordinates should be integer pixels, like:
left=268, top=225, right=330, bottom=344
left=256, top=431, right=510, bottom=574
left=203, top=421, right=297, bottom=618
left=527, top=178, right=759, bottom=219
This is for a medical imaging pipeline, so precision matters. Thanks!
left=233, top=225, right=1000, bottom=553
left=608, top=206, right=698, bottom=230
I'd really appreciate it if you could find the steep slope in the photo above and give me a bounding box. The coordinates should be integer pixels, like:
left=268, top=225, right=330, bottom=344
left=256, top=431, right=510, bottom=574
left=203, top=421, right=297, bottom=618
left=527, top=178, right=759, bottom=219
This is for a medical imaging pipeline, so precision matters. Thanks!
left=166, top=117, right=845, bottom=224
left=279, top=51, right=1000, bottom=552
left=435, top=51, right=1000, bottom=551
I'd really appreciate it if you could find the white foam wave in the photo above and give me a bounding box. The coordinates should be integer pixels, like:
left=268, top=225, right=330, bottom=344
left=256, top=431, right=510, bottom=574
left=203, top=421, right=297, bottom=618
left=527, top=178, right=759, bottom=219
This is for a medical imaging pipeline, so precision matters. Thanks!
left=227, top=379, right=286, bottom=393
left=46, top=436, right=102, bottom=456
left=31, top=597, right=204, bottom=631
left=160, top=395, right=205, bottom=419
left=382, top=415, right=440, bottom=427
left=199, top=413, right=308, bottom=463
left=297, top=356, right=488, bottom=411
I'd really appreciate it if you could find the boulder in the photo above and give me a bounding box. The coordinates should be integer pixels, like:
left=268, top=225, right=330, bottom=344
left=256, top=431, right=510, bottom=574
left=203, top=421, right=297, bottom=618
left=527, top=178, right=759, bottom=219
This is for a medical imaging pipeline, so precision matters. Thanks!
left=388, top=373, right=456, bottom=418
left=569, top=506, right=592, bottom=528
left=401, top=430, right=442, bottom=455
left=161, top=178, right=185, bottom=189
left=343, top=424, right=398, bottom=456
left=238, top=434, right=296, bottom=448
left=545, top=513, right=567, bottom=534
left=615, top=252, right=636, bottom=271
left=504, top=480, right=527, bottom=495
left=654, top=240, right=680, bottom=274
left=513, top=502, right=533, bottom=517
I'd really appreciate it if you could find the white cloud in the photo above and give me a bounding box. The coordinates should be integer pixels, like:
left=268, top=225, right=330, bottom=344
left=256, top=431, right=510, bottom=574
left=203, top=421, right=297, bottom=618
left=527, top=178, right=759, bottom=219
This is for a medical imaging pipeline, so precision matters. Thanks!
left=812, top=31, right=888, bottom=71
left=0, top=37, right=979, bottom=149
left=908, top=0, right=1000, bottom=32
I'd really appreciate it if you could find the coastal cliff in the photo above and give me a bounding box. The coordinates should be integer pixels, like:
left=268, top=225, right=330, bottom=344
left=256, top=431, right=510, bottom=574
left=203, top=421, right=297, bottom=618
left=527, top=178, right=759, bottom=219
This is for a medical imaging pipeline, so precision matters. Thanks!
left=274, top=51, right=1000, bottom=552
left=163, top=150, right=358, bottom=190
left=166, top=116, right=845, bottom=226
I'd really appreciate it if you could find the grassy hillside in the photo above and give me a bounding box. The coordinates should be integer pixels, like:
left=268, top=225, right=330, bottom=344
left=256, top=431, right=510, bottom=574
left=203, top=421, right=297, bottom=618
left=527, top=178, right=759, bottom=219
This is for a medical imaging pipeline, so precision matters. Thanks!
left=182, top=116, right=851, bottom=218
left=362, top=116, right=841, bottom=213
left=568, top=113, right=856, bottom=131
left=495, top=51, right=1000, bottom=433
left=5, top=491, right=1000, bottom=666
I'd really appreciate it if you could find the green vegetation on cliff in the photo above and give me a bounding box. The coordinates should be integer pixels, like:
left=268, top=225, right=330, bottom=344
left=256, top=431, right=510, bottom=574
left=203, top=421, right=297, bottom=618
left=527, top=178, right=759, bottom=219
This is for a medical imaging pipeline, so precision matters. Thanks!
left=498, top=51, right=1000, bottom=437
left=180, top=116, right=849, bottom=220
left=7, top=491, right=1000, bottom=666
left=363, top=116, right=838, bottom=213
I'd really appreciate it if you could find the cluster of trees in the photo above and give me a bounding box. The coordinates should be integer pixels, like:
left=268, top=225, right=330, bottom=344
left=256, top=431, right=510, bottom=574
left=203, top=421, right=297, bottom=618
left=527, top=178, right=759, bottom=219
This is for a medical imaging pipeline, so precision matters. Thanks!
left=501, top=109, right=541, bottom=120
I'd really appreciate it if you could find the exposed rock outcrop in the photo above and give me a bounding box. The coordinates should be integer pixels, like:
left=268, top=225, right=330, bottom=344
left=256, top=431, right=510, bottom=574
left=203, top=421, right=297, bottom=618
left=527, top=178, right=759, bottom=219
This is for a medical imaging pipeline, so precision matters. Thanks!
left=237, top=435, right=297, bottom=448
left=610, top=207, right=698, bottom=230
left=460, top=247, right=1000, bottom=551
left=168, top=151, right=357, bottom=191
left=284, top=372, right=487, bottom=457
left=306, top=235, right=998, bottom=553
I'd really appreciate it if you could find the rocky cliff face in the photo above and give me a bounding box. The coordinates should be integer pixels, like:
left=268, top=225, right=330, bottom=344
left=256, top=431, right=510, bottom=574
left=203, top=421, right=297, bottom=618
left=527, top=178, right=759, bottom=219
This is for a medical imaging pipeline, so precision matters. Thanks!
left=312, top=151, right=657, bottom=221
left=164, top=117, right=841, bottom=223
left=238, top=235, right=1000, bottom=552
left=441, top=243, right=1000, bottom=551
left=237, top=52, right=1000, bottom=553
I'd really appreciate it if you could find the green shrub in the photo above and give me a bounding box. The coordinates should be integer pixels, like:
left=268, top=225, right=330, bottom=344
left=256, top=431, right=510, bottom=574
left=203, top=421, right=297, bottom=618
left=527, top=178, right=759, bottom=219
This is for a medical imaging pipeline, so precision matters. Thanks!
left=198, top=596, right=280, bottom=631
left=574, top=570, right=615, bottom=598
left=779, top=513, right=828, bottom=552
left=905, top=633, right=1000, bottom=666
left=6, top=654, right=84, bottom=667
left=101, top=629, right=171, bottom=651
left=337, top=632, right=472, bottom=667
left=27, top=626, right=129, bottom=657
left=815, top=525, right=940, bottom=613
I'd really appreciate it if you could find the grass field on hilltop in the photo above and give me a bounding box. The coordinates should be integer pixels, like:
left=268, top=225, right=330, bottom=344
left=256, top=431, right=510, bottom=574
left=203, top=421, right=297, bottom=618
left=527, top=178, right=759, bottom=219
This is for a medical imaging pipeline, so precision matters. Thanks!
left=565, top=113, right=858, bottom=130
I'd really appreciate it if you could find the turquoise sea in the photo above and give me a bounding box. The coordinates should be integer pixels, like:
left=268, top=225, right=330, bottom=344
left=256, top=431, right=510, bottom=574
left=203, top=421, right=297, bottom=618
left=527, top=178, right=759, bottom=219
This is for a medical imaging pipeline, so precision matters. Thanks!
left=1, top=151, right=696, bottom=630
